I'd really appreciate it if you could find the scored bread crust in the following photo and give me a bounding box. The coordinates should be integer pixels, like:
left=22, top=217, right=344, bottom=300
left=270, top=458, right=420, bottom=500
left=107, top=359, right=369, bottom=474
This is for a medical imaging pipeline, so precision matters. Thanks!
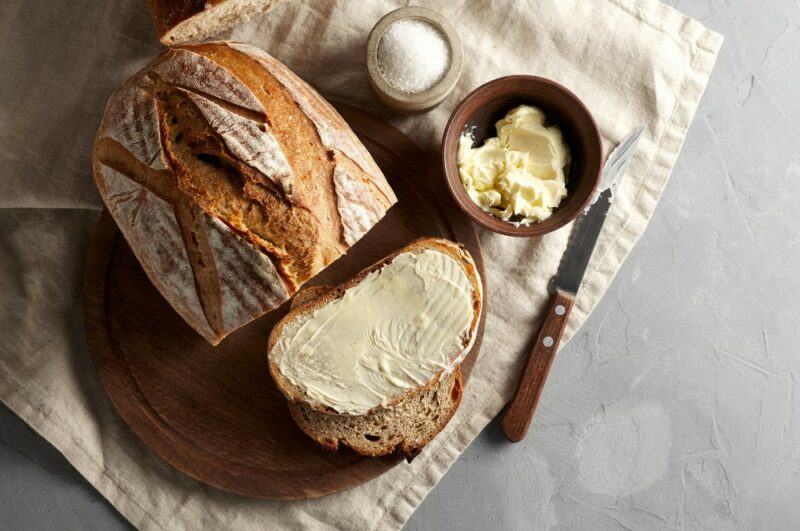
left=289, top=367, right=463, bottom=460
left=93, top=41, right=396, bottom=345
left=267, top=237, right=483, bottom=415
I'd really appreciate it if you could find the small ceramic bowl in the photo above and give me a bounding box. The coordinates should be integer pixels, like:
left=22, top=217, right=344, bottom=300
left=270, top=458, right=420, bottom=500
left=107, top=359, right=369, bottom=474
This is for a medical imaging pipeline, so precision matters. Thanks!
left=442, top=76, right=603, bottom=237
left=366, top=7, right=463, bottom=114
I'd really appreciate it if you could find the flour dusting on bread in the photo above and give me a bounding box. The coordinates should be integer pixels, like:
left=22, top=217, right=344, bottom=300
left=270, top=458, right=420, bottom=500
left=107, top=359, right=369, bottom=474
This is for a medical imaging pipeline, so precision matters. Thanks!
left=152, top=48, right=263, bottom=113
left=333, top=165, right=387, bottom=245
left=98, top=165, right=216, bottom=340
left=98, top=85, right=165, bottom=169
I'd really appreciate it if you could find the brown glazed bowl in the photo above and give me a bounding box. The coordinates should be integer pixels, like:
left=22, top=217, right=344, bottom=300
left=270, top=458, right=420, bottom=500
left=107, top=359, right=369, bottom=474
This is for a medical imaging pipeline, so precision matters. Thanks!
left=442, top=76, right=603, bottom=237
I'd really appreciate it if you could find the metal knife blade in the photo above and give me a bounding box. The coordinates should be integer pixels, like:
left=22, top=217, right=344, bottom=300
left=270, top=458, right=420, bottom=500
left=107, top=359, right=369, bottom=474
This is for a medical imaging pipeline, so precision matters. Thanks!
left=591, top=125, right=645, bottom=204
left=553, top=126, right=645, bottom=295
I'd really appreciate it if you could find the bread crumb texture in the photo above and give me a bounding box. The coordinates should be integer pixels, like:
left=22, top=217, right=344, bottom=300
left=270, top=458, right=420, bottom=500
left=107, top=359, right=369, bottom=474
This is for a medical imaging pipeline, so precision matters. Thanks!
left=148, top=0, right=278, bottom=45
left=290, top=369, right=463, bottom=459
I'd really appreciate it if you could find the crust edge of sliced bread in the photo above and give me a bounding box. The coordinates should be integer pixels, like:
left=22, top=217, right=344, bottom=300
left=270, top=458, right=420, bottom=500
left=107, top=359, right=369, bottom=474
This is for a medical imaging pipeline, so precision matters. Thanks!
left=153, top=0, right=277, bottom=46
left=267, top=237, right=483, bottom=416
left=288, top=367, right=463, bottom=460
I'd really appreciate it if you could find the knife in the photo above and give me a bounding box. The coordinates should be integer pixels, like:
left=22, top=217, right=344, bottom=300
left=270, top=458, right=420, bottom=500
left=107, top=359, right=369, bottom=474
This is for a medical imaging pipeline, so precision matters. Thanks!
left=500, top=126, right=645, bottom=443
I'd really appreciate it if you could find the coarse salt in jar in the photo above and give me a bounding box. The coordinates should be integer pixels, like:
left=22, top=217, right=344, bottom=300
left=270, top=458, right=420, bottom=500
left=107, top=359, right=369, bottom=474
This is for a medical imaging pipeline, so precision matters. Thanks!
left=377, top=19, right=450, bottom=94
left=367, top=7, right=463, bottom=114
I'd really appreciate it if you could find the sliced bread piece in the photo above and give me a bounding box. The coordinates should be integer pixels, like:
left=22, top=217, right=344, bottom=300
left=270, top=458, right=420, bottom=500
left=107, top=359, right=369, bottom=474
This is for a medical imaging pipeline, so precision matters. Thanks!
left=268, top=237, right=482, bottom=416
left=147, top=0, right=278, bottom=45
left=289, top=368, right=462, bottom=459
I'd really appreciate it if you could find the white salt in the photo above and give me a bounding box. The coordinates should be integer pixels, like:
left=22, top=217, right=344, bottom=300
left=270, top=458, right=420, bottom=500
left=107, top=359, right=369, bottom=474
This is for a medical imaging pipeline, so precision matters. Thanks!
left=377, top=19, right=450, bottom=94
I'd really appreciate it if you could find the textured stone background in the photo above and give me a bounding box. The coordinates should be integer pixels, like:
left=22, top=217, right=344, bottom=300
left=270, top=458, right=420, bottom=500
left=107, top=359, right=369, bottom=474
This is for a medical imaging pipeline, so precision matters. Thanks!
left=2, top=0, right=798, bottom=529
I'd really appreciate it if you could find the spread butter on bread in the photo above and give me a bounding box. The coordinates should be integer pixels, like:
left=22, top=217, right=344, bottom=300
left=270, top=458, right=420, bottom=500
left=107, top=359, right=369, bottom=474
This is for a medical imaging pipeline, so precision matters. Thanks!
left=270, top=240, right=481, bottom=457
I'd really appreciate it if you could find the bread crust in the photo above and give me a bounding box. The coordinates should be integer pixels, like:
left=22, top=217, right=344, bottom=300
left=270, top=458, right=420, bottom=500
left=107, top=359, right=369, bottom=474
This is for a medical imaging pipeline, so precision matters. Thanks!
left=147, top=0, right=276, bottom=45
left=267, top=237, right=483, bottom=415
left=93, top=42, right=395, bottom=344
left=147, top=0, right=207, bottom=42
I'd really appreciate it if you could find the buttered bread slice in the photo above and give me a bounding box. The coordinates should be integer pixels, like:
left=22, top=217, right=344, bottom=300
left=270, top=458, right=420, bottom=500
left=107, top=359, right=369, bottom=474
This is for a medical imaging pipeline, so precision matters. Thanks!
left=268, top=238, right=482, bottom=416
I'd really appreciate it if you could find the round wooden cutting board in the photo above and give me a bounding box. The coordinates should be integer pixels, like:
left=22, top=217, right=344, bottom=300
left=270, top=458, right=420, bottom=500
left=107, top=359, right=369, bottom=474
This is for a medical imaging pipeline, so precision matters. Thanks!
left=83, top=103, right=485, bottom=500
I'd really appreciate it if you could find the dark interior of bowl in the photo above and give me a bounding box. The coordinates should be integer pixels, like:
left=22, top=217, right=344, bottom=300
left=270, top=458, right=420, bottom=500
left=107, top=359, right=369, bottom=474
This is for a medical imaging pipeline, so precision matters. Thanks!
left=443, top=76, right=602, bottom=236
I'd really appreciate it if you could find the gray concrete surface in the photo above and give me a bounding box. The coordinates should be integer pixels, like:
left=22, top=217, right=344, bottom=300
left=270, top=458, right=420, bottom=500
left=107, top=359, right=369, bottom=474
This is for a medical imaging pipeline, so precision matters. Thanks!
left=2, top=0, right=799, bottom=529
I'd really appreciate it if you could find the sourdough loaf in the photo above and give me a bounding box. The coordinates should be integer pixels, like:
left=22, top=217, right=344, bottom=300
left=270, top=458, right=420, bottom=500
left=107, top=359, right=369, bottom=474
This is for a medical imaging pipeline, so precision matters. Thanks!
left=147, top=0, right=277, bottom=45
left=268, top=238, right=482, bottom=415
left=92, top=42, right=396, bottom=345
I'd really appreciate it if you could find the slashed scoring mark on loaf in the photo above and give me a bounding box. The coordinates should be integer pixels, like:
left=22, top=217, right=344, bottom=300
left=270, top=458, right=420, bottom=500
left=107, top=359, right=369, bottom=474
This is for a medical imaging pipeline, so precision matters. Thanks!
left=98, top=84, right=166, bottom=169
left=97, top=164, right=216, bottom=341
left=203, top=216, right=289, bottom=331
left=173, top=199, right=226, bottom=337
left=226, top=42, right=396, bottom=203
left=332, top=165, right=387, bottom=246
left=153, top=48, right=264, bottom=115
left=184, top=90, right=295, bottom=198
left=95, top=138, right=177, bottom=203
left=96, top=135, right=226, bottom=341
left=153, top=95, right=231, bottom=340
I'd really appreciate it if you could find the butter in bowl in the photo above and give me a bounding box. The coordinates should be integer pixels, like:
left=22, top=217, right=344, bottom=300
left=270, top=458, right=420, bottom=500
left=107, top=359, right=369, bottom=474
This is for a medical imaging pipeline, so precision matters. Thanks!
left=458, top=105, right=571, bottom=226
left=442, top=76, right=603, bottom=237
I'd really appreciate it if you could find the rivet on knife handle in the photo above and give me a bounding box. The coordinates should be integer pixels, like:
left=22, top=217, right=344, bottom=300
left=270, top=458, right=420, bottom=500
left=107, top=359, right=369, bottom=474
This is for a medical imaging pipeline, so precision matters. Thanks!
left=500, top=289, right=575, bottom=442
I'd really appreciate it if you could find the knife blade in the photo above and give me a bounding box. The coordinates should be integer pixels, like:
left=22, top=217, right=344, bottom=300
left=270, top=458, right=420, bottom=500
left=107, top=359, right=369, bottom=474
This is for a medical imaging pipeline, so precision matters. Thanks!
left=554, top=126, right=645, bottom=295
left=500, top=126, right=645, bottom=442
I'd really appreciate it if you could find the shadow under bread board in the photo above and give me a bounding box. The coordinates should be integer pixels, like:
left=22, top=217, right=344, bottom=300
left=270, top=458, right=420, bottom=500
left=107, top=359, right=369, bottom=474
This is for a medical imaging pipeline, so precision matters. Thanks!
left=83, top=103, right=486, bottom=500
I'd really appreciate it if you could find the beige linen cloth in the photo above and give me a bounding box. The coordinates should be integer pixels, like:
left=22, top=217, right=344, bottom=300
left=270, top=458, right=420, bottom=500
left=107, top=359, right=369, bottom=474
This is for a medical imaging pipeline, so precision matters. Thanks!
left=0, top=0, right=721, bottom=528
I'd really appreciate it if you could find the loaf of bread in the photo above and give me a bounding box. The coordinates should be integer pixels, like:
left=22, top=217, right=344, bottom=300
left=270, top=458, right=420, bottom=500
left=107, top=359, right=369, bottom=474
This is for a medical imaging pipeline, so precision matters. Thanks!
left=268, top=238, right=482, bottom=418
left=147, top=0, right=277, bottom=45
left=92, top=41, right=396, bottom=345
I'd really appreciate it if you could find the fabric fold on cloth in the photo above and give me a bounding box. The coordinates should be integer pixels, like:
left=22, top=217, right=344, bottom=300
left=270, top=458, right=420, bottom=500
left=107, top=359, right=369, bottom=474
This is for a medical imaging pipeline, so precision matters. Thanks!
left=0, top=0, right=721, bottom=529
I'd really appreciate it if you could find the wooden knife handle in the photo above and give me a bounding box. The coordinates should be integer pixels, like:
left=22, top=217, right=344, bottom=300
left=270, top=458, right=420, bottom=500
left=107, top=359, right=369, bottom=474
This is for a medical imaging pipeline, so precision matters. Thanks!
left=500, top=289, right=576, bottom=442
